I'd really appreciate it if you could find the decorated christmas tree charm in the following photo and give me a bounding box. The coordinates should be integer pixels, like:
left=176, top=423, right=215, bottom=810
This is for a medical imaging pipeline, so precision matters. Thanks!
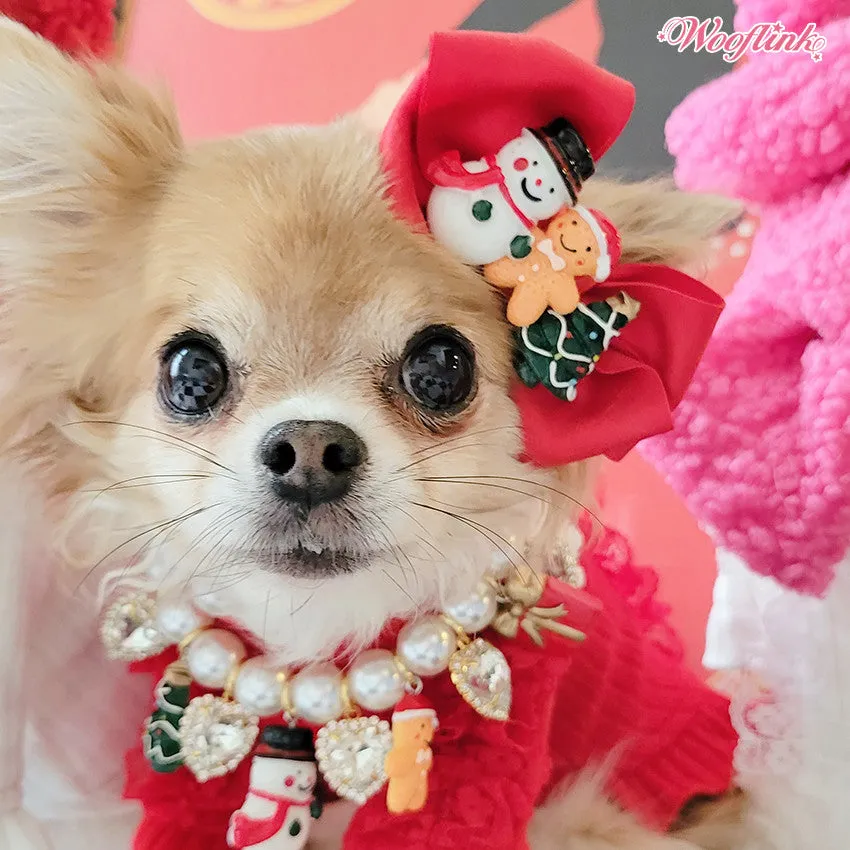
left=426, top=118, right=593, bottom=267
left=227, top=726, right=321, bottom=850
left=143, top=662, right=191, bottom=773
left=384, top=694, right=439, bottom=815
left=515, top=296, right=637, bottom=401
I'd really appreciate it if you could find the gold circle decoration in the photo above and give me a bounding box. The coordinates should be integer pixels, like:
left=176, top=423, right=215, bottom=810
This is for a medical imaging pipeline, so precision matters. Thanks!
left=186, top=0, right=356, bottom=31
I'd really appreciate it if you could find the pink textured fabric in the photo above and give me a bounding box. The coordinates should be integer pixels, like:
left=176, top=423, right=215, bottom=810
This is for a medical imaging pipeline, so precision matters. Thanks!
left=734, top=0, right=850, bottom=34
left=642, top=1, right=850, bottom=597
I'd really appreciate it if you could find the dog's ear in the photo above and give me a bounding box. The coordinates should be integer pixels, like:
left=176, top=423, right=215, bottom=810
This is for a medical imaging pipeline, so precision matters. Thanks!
left=579, top=177, right=741, bottom=270
left=0, top=19, right=183, bottom=448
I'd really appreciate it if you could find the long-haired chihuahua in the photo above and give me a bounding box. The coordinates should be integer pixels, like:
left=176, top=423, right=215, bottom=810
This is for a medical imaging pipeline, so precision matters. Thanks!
left=0, top=19, right=748, bottom=850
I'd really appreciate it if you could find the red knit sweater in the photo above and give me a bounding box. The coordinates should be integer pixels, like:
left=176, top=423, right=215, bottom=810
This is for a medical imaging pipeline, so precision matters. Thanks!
left=125, top=534, right=737, bottom=850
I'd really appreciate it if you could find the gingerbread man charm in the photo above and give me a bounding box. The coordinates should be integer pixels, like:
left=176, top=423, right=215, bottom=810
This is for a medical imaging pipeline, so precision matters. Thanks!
left=384, top=694, right=439, bottom=815
left=484, top=206, right=620, bottom=327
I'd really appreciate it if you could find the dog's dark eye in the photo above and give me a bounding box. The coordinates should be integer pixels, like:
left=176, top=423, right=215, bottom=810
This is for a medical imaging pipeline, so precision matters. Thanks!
left=160, top=335, right=228, bottom=416
left=400, top=326, right=476, bottom=412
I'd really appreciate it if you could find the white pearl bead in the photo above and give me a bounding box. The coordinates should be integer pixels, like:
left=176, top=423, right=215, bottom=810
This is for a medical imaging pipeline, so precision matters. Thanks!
left=185, top=629, right=246, bottom=689
left=346, top=649, right=405, bottom=712
left=155, top=595, right=213, bottom=643
left=290, top=663, right=344, bottom=725
left=233, top=657, right=284, bottom=717
left=443, top=581, right=498, bottom=633
left=397, top=616, right=457, bottom=677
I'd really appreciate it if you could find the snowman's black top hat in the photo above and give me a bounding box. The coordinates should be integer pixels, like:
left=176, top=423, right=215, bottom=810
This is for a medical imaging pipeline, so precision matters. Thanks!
left=256, top=726, right=315, bottom=761
left=530, top=118, right=595, bottom=205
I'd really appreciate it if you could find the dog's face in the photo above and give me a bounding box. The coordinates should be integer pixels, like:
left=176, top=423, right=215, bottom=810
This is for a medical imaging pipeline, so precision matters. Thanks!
left=0, top=22, right=551, bottom=660
left=95, top=129, right=545, bottom=659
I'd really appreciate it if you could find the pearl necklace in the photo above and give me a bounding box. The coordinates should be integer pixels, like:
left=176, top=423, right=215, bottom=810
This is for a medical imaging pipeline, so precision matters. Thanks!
left=100, top=554, right=586, bottom=805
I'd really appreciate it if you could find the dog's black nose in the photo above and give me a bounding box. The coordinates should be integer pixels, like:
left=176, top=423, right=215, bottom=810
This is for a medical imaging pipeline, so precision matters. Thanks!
left=260, top=420, right=367, bottom=508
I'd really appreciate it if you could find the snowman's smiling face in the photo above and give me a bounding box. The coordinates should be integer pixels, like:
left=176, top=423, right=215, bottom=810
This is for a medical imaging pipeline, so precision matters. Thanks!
left=280, top=761, right=318, bottom=802
left=496, top=129, right=571, bottom=221
left=251, top=756, right=317, bottom=803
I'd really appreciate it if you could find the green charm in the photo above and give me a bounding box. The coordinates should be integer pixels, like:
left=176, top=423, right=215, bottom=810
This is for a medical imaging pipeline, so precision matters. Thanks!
left=310, top=798, right=324, bottom=820
left=514, top=300, right=632, bottom=401
left=510, top=234, right=533, bottom=258
left=472, top=199, right=493, bottom=221
left=143, top=663, right=191, bottom=773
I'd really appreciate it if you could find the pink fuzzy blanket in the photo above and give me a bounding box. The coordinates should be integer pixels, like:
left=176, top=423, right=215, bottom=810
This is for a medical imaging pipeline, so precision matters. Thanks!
left=642, top=0, right=850, bottom=596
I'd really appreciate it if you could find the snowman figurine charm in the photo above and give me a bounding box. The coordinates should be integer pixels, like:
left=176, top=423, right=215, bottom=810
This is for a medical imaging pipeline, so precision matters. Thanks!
left=227, top=726, right=321, bottom=850
left=426, top=117, right=594, bottom=267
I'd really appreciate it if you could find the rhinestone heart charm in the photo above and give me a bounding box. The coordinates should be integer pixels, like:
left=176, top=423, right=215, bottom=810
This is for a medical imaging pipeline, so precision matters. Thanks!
left=180, top=694, right=259, bottom=782
left=100, top=593, right=167, bottom=662
left=315, top=716, right=393, bottom=804
left=449, top=638, right=511, bottom=721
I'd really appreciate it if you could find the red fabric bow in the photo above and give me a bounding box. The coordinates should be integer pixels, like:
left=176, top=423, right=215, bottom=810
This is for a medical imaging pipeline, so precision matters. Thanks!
left=516, top=266, right=723, bottom=466
left=380, top=30, right=724, bottom=466
left=381, top=30, right=636, bottom=229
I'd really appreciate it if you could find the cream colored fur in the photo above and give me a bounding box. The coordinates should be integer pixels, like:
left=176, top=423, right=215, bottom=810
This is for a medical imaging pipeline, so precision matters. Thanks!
left=530, top=770, right=699, bottom=850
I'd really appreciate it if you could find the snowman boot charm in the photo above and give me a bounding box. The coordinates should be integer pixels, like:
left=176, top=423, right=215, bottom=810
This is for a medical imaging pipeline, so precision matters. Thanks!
left=227, top=727, right=321, bottom=850
left=384, top=694, right=439, bottom=815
